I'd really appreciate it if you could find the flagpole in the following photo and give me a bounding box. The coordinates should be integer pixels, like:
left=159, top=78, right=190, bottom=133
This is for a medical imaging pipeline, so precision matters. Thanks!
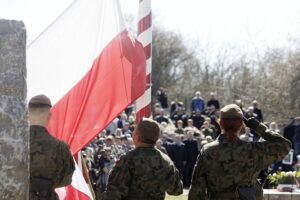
left=136, top=0, right=152, bottom=123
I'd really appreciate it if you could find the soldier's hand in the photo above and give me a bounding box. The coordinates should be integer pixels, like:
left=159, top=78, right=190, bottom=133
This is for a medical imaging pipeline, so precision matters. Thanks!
left=243, top=117, right=260, bottom=130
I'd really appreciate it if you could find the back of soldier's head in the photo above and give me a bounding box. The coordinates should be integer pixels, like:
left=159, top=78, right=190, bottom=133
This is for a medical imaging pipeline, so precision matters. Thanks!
left=28, top=94, right=52, bottom=112
left=28, top=95, right=52, bottom=126
left=137, top=118, right=160, bottom=145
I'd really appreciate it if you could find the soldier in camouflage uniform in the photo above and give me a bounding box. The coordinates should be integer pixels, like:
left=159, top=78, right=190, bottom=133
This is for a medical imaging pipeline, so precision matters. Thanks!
left=101, top=118, right=183, bottom=200
left=29, top=95, right=75, bottom=200
left=188, top=104, right=291, bottom=200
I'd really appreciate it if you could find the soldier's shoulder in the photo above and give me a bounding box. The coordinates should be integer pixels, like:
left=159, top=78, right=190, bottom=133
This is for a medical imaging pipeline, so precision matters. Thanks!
left=202, top=140, right=219, bottom=151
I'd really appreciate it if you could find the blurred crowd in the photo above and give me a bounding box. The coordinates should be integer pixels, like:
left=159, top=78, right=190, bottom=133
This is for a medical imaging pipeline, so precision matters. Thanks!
left=81, top=88, right=300, bottom=198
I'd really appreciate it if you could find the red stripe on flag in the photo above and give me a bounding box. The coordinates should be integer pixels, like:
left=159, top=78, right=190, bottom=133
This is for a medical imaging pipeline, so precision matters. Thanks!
left=144, top=43, right=151, bottom=60
left=65, top=185, right=90, bottom=200
left=48, top=30, right=146, bottom=154
left=138, top=12, right=152, bottom=34
left=136, top=105, right=151, bottom=123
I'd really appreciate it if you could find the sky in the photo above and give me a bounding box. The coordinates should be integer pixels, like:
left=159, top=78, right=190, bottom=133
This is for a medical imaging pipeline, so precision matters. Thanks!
left=0, top=0, right=300, bottom=102
left=0, top=0, right=300, bottom=48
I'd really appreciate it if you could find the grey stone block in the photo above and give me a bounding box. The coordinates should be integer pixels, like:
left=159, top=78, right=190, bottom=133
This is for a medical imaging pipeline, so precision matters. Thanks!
left=0, top=19, right=29, bottom=200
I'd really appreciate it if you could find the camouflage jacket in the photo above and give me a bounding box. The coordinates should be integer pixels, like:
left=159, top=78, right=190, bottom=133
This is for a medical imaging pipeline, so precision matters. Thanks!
left=188, top=123, right=291, bottom=200
left=101, top=147, right=183, bottom=200
left=30, top=125, right=75, bottom=200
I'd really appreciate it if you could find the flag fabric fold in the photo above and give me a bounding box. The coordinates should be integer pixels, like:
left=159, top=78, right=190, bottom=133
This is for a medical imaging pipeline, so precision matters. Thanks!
left=48, top=29, right=146, bottom=154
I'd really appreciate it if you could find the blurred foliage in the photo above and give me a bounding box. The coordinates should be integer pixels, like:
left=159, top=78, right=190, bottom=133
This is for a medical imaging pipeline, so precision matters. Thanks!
left=267, top=171, right=300, bottom=187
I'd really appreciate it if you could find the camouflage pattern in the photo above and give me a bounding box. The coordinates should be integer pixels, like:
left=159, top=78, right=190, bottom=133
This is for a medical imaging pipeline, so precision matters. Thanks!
left=101, top=147, right=183, bottom=200
left=30, top=125, right=75, bottom=200
left=188, top=123, right=291, bottom=200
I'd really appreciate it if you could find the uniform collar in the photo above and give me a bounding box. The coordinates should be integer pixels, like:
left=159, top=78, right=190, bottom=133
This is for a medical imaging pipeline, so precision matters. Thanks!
left=30, top=125, right=50, bottom=138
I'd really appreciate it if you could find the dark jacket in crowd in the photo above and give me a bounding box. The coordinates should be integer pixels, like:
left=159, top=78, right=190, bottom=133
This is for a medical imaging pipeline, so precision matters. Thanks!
left=172, top=114, right=189, bottom=128
left=154, top=115, right=169, bottom=124
left=170, top=102, right=184, bottom=117
left=168, top=143, right=187, bottom=176
left=254, top=107, right=263, bottom=122
left=183, top=139, right=199, bottom=187
left=283, top=120, right=296, bottom=147
left=190, top=113, right=205, bottom=129
left=157, top=90, right=168, bottom=109
left=207, top=99, right=220, bottom=110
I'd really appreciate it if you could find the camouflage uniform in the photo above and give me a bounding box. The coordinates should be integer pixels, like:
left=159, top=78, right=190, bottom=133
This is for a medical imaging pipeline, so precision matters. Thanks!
left=30, top=125, right=75, bottom=200
left=101, top=147, right=183, bottom=200
left=188, top=123, right=291, bottom=200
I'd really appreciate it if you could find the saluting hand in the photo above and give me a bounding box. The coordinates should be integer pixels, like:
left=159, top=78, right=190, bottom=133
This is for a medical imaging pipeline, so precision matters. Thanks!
left=243, top=117, right=260, bottom=130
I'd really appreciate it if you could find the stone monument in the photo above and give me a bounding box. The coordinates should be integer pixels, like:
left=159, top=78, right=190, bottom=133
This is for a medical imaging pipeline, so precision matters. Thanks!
left=0, top=19, right=29, bottom=200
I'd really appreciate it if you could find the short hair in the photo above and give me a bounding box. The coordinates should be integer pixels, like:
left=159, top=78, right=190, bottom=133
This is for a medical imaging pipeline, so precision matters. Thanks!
left=137, top=118, right=160, bottom=145
left=219, top=118, right=243, bottom=132
left=28, top=104, right=51, bottom=113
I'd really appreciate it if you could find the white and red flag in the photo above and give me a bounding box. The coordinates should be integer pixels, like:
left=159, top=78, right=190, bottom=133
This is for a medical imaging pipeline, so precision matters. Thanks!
left=27, top=0, right=146, bottom=199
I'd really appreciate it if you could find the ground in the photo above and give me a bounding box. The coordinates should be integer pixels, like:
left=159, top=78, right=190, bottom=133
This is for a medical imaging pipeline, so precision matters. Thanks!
left=166, top=194, right=187, bottom=200
left=166, top=189, right=188, bottom=200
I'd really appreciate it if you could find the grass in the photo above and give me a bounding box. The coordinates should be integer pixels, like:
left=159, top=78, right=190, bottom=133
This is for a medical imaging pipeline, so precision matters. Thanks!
left=165, top=193, right=188, bottom=200
left=165, top=195, right=187, bottom=200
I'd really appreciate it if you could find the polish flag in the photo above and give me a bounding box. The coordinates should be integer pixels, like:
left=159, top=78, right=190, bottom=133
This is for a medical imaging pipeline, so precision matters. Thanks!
left=27, top=0, right=146, bottom=199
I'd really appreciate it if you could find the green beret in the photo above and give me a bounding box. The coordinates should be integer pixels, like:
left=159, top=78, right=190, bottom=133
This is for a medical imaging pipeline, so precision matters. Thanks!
left=220, top=104, right=243, bottom=119
left=29, top=94, right=52, bottom=107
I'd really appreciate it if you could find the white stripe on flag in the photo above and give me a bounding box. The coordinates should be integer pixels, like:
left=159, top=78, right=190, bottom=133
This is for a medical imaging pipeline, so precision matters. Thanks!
left=27, top=0, right=125, bottom=104
left=137, top=0, right=151, bottom=20
left=146, top=58, right=152, bottom=75
left=71, top=158, right=94, bottom=199
left=136, top=88, right=151, bottom=112
left=137, top=27, right=152, bottom=46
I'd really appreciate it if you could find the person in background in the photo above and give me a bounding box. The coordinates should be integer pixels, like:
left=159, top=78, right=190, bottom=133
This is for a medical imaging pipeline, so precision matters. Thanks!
left=97, top=147, right=116, bottom=193
left=156, top=139, right=168, bottom=155
left=293, top=117, right=300, bottom=155
left=170, top=99, right=184, bottom=118
left=269, top=121, right=280, bottom=134
left=157, top=87, right=169, bottom=111
left=240, top=127, right=254, bottom=142
left=190, top=109, right=205, bottom=130
left=207, top=92, right=220, bottom=110
left=169, top=134, right=187, bottom=178
left=172, top=107, right=189, bottom=128
left=154, top=107, right=169, bottom=124
left=191, top=91, right=205, bottom=113
left=183, top=131, right=199, bottom=188
left=245, top=106, right=259, bottom=121
left=175, top=120, right=185, bottom=135
left=283, top=118, right=297, bottom=148
left=252, top=100, right=263, bottom=122
left=201, top=121, right=216, bottom=140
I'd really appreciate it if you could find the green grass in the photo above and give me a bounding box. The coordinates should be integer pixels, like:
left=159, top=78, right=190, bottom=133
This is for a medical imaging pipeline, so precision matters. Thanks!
left=165, top=194, right=188, bottom=200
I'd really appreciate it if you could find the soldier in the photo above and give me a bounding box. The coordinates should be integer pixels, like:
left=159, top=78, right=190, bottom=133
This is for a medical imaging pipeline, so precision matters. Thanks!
left=29, top=94, right=75, bottom=200
left=101, top=118, right=183, bottom=200
left=188, top=104, right=291, bottom=200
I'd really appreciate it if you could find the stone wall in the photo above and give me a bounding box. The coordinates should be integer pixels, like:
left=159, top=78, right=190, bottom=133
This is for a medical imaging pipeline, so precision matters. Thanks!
left=0, top=19, right=29, bottom=200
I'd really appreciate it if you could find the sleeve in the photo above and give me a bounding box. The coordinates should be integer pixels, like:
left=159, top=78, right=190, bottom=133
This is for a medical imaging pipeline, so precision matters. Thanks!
left=253, top=123, right=292, bottom=170
left=166, top=161, right=183, bottom=195
left=188, top=150, right=208, bottom=200
left=54, top=142, right=75, bottom=188
left=101, top=155, right=131, bottom=200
